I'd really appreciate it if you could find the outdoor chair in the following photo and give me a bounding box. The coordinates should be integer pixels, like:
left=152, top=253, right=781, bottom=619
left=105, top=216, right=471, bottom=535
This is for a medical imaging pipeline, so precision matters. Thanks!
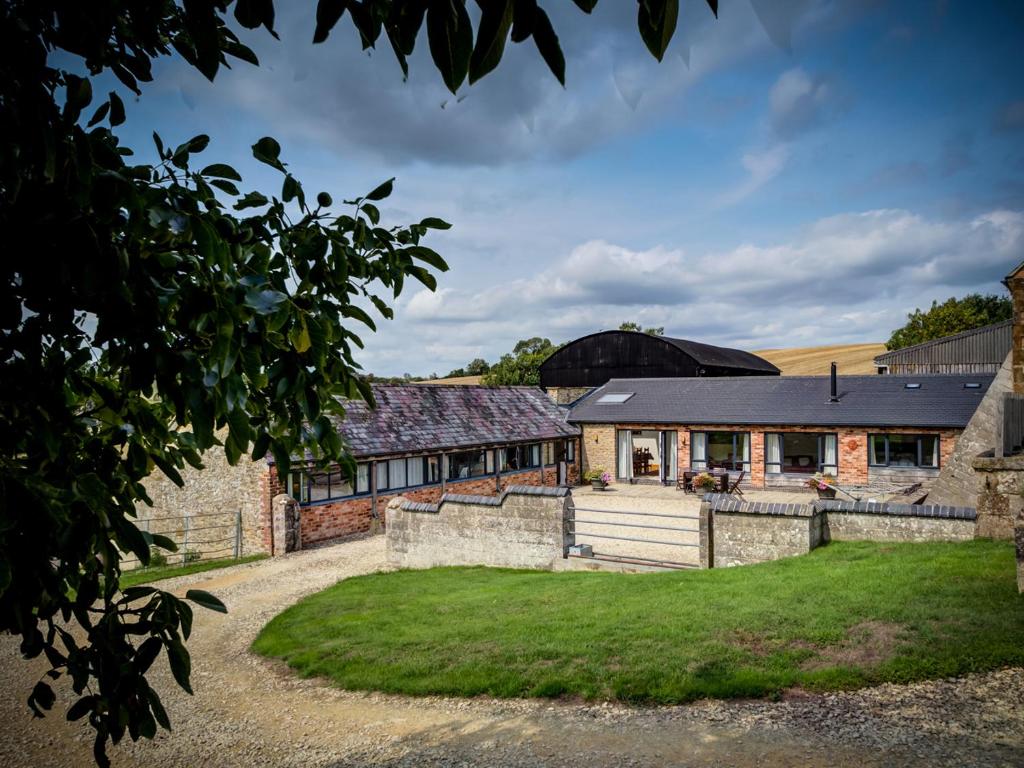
left=727, top=470, right=745, bottom=496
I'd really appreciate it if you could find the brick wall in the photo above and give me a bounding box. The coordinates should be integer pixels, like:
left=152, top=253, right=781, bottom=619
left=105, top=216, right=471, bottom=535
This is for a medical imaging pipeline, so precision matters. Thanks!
left=580, top=423, right=960, bottom=490
left=1008, top=268, right=1024, bottom=394
left=294, top=462, right=579, bottom=548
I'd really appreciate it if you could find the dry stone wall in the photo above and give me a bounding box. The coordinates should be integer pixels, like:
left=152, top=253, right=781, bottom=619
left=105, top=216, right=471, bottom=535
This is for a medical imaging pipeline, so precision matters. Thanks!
left=385, top=485, right=572, bottom=570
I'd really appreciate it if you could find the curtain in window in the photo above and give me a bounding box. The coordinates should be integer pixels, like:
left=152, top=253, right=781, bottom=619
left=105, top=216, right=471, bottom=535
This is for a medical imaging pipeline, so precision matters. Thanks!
left=406, top=457, right=423, bottom=486
left=823, top=434, right=838, bottom=472
left=375, top=461, right=388, bottom=491
left=485, top=450, right=495, bottom=474
left=356, top=464, right=369, bottom=494
left=691, top=431, right=707, bottom=470
left=616, top=430, right=631, bottom=479
left=388, top=459, right=406, bottom=489
left=765, top=433, right=782, bottom=471
left=664, top=431, right=678, bottom=481
left=869, top=435, right=881, bottom=465
left=529, top=444, right=541, bottom=467
left=739, top=433, right=751, bottom=468
left=932, top=437, right=940, bottom=467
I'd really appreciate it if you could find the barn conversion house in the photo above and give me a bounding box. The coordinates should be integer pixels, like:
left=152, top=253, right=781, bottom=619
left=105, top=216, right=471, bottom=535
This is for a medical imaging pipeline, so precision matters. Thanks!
left=569, top=371, right=993, bottom=491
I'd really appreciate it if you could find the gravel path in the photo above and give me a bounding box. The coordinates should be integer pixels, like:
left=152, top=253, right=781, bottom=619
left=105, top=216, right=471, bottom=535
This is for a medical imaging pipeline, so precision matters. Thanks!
left=1, top=535, right=1022, bottom=768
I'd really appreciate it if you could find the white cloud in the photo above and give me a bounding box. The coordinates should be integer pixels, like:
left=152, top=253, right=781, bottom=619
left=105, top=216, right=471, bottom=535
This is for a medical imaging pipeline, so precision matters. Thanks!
left=714, top=145, right=789, bottom=207
left=769, top=66, right=834, bottom=138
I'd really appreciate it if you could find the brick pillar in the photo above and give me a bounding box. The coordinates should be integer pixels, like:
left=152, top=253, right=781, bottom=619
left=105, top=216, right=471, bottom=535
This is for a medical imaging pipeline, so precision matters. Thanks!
left=749, top=431, right=765, bottom=488
left=1007, top=271, right=1024, bottom=394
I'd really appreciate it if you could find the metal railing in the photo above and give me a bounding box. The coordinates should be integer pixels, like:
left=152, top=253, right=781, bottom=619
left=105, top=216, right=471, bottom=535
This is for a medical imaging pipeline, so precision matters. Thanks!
left=996, top=392, right=1024, bottom=458
left=121, top=510, right=244, bottom=570
left=567, top=505, right=701, bottom=569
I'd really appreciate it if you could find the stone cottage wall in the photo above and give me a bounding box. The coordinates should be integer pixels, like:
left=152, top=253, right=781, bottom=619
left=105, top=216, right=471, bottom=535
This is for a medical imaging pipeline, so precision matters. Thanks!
left=385, top=485, right=573, bottom=570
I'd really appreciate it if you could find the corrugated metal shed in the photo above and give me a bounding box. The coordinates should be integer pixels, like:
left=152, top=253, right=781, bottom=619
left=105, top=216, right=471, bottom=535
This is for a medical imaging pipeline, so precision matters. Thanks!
left=568, top=374, right=993, bottom=429
left=874, top=320, right=1012, bottom=374
left=539, top=331, right=779, bottom=388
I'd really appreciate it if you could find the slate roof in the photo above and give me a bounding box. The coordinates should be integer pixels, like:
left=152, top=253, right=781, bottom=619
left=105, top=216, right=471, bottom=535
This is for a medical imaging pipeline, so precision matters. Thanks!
left=329, top=384, right=579, bottom=459
left=658, top=336, right=780, bottom=373
left=568, top=374, right=994, bottom=429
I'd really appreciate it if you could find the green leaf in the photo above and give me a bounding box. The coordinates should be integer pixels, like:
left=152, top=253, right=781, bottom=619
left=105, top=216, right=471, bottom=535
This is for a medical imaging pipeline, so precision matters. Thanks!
left=511, top=0, right=537, bottom=42
left=342, top=305, right=376, bottom=331
left=289, top=317, right=312, bottom=353
left=29, top=681, right=56, bottom=715
left=365, top=178, right=394, bottom=201
left=166, top=639, right=193, bottom=695
left=427, top=0, right=473, bottom=93
left=134, top=638, right=163, bottom=674
left=531, top=8, right=565, bottom=85
left=108, top=92, right=126, bottom=126
left=252, top=136, right=284, bottom=171
left=185, top=589, right=227, bottom=614
left=282, top=175, right=301, bottom=203
left=66, top=695, right=97, bottom=722
left=419, top=217, right=452, bottom=230
left=201, top=163, right=242, bottom=181
left=313, top=0, right=350, bottom=43
left=571, top=0, right=598, bottom=11
left=637, top=0, right=679, bottom=62
left=409, top=245, right=449, bottom=271
left=244, top=288, right=288, bottom=314
left=469, top=0, right=515, bottom=85
left=150, top=533, right=178, bottom=552
left=87, top=101, right=110, bottom=127
left=235, top=191, right=269, bottom=210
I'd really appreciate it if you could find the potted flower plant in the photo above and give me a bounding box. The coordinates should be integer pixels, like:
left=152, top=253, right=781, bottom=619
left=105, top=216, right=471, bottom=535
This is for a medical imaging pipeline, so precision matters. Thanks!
left=691, top=472, right=718, bottom=494
left=584, top=468, right=611, bottom=490
left=807, top=472, right=837, bottom=499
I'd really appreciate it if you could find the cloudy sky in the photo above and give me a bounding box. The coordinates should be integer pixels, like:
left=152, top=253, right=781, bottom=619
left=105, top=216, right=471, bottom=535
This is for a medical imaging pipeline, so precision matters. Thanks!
left=118, top=0, right=1024, bottom=376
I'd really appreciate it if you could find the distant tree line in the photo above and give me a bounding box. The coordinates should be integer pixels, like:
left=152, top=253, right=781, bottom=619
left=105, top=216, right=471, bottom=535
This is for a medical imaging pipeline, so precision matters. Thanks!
left=887, top=294, right=1012, bottom=350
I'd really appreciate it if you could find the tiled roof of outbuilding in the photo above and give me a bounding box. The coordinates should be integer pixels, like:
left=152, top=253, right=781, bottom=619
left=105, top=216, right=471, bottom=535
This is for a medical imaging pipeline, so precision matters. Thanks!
left=568, top=374, right=993, bottom=429
left=330, top=384, right=579, bottom=459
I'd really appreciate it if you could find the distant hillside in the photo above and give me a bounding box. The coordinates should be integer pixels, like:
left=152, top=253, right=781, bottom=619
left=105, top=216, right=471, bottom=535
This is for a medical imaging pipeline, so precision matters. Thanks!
left=417, top=375, right=484, bottom=386
left=753, top=343, right=886, bottom=376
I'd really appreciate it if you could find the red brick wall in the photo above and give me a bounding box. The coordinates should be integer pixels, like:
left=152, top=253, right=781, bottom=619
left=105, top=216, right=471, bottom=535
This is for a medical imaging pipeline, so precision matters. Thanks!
left=292, top=462, right=579, bottom=548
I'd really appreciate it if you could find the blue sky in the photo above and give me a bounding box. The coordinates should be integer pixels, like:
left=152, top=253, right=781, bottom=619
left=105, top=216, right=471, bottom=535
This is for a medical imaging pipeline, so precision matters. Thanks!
left=110, top=0, right=1024, bottom=376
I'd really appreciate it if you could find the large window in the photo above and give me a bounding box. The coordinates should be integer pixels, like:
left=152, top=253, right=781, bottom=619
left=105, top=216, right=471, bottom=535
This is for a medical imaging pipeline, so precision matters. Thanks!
left=615, top=430, right=677, bottom=482
left=545, top=439, right=575, bottom=465
left=447, top=449, right=492, bottom=480
left=376, top=455, right=442, bottom=491
left=765, top=433, right=838, bottom=475
left=500, top=444, right=541, bottom=472
left=869, top=434, right=940, bottom=468
left=288, top=463, right=370, bottom=504
left=690, top=431, right=750, bottom=472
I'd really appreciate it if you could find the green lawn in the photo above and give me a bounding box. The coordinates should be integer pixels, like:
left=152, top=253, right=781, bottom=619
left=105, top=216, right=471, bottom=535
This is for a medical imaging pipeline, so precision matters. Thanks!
left=120, top=554, right=268, bottom=588
left=252, top=540, right=1024, bottom=703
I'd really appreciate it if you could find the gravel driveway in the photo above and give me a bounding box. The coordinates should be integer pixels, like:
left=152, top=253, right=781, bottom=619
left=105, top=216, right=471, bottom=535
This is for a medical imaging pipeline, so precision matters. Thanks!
left=1, top=535, right=1022, bottom=768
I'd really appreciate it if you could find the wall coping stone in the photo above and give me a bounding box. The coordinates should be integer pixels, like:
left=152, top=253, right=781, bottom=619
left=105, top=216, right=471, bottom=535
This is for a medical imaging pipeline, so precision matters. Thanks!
left=705, top=494, right=817, bottom=518
left=972, top=452, right=1024, bottom=471
left=814, top=499, right=977, bottom=520
left=399, top=483, right=569, bottom=514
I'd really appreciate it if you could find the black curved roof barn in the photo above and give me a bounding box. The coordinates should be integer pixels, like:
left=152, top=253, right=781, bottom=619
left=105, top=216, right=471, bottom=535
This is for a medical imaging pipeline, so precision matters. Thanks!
left=539, top=331, right=780, bottom=389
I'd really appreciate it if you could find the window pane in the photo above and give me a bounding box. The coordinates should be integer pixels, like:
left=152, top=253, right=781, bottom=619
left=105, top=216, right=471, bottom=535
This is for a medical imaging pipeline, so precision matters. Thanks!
left=765, top=434, right=782, bottom=472
left=426, top=456, right=440, bottom=484
left=567, top=440, right=575, bottom=462
left=543, top=442, right=553, bottom=465
left=331, top=471, right=353, bottom=498
left=888, top=434, right=918, bottom=466
left=406, top=457, right=424, bottom=486
left=309, top=472, right=330, bottom=502
left=388, top=459, right=406, bottom=489
left=501, top=447, right=517, bottom=472
left=780, top=432, right=818, bottom=474
left=616, top=430, right=632, bottom=479
left=822, top=434, right=838, bottom=472
left=869, top=435, right=886, bottom=465
left=690, top=432, right=707, bottom=470
left=376, top=462, right=388, bottom=490
left=706, top=432, right=735, bottom=470
left=919, top=435, right=939, bottom=467
left=356, top=464, right=369, bottom=494
left=449, top=450, right=488, bottom=480
left=529, top=444, right=541, bottom=467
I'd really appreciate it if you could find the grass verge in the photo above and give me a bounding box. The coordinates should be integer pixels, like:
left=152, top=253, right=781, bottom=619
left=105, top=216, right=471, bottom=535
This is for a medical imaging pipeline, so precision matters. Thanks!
left=252, top=540, right=1024, bottom=703
left=120, top=554, right=268, bottom=588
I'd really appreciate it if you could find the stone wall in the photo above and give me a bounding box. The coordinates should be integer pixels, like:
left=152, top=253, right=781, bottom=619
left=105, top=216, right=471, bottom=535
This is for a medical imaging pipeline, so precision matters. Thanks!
left=385, top=485, right=573, bottom=570
left=971, top=452, right=1024, bottom=540
left=1007, top=266, right=1024, bottom=393
left=137, top=440, right=272, bottom=558
left=298, top=463, right=580, bottom=548
left=703, top=494, right=977, bottom=567
left=928, top=352, right=1013, bottom=507
left=545, top=386, right=594, bottom=405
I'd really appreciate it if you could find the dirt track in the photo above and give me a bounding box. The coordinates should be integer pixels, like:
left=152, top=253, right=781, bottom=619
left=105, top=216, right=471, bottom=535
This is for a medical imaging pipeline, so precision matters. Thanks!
left=1, top=536, right=1022, bottom=768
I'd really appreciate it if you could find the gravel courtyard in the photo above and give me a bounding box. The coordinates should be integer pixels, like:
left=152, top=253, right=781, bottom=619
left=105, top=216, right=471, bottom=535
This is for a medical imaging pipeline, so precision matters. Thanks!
left=1, top=535, right=1022, bottom=768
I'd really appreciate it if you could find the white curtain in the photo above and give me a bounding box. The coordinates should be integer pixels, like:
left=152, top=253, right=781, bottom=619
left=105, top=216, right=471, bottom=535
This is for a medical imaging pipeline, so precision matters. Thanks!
left=739, top=433, right=751, bottom=468
left=765, top=433, right=782, bottom=471
left=932, top=437, right=940, bottom=467
left=616, top=430, right=631, bottom=479
left=664, top=431, right=678, bottom=481
left=375, top=461, right=388, bottom=491
left=530, top=444, right=541, bottom=467
left=823, top=434, right=838, bottom=473
left=356, top=464, right=369, bottom=494
left=388, top=458, right=407, bottom=489
left=869, top=436, right=881, bottom=465
left=406, top=457, right=423, bottom=487
left=691, top=431, right=707, bottom=470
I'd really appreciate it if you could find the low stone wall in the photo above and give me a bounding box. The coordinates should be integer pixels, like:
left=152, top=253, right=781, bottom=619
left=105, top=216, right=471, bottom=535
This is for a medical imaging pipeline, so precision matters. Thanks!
left=385, top=485, right=572, bottom=570
left=704, top=494, right=977, bottom=567
left=817, top=499, right=976, bottom=542
left=971, top=452, right=1024, bottom=540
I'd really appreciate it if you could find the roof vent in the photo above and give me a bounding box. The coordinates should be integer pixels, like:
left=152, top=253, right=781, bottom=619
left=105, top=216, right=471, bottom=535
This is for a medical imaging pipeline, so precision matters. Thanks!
left=596, top=393, right=634, bottom=404
left=904, top=383, right=922, bottom=390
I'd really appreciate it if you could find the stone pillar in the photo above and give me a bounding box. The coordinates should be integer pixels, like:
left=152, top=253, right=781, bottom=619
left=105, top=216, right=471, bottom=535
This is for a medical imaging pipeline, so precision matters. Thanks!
left=271, top=494, right=301, bottom=555
left=1006, top=268, right=1024, bottom=394
left=971, top=454, right=1024, bottom=540
left=1016, top=518, right=1024, bottom=593
left=699, top=500, right=714, bottom=569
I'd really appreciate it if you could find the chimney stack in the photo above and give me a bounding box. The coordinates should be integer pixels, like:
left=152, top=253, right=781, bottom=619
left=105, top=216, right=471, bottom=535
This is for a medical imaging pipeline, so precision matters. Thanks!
left=829, top=362, right=839, bottom=402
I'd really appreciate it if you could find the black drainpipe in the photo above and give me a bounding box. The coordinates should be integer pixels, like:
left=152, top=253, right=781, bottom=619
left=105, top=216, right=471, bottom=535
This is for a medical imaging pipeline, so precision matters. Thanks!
left=829, top=362, right=839, bottom=403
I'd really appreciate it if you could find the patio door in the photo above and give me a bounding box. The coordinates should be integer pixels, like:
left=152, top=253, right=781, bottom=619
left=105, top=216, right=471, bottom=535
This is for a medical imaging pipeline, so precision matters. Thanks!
left=616, top=429, right=677, bottom=484
left=660, top=430, right=678, bottom=484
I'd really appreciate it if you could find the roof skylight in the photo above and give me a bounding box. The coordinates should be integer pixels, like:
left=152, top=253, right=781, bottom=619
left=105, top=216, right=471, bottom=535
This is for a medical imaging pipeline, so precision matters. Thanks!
left=596, top=393, right=634, bottom=404
left=904, top=383, right=922, bottom=389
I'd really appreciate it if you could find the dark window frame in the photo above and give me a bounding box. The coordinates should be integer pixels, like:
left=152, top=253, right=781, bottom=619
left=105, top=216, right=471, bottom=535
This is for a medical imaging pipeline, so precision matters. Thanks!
left=764, top=432, right=839, bottom=475
left=446, top=449, right=491, bottom=481
left=690, top=430, right=752, bottom=472
left=867, top=434, right=941, bottom=469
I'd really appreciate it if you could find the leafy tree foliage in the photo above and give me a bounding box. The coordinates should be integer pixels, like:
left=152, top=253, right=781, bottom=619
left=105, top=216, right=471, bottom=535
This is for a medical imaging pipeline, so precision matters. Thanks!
left=0, top=1, right=705, bottom=764
left=886, top=294, right=1012, bottom=350
left=618, top=321, right=665, bottom=336
left=482, top=337, right=561, bottom=385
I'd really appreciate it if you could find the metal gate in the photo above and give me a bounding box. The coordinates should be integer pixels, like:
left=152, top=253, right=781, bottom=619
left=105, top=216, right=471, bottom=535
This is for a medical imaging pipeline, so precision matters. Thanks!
left=568, top=504, right=701, bottom=570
